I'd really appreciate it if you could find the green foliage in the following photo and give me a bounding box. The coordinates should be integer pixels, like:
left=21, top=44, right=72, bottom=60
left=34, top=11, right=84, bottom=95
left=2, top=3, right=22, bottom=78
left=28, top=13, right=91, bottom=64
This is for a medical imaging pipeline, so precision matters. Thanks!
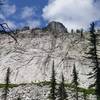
left=0, top=84, right=18, bottom=88
left=78, top=88, right=95, bottom=95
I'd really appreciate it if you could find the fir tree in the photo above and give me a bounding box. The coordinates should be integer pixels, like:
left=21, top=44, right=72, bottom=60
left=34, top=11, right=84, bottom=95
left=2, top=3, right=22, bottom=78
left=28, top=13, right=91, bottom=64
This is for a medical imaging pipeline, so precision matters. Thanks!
left=72, top=64, right=79, bottom=100
left=57, top=74, right=68, bottom=100
left=49, top=61, right=56, bottom=100
left=87, top=22, right=100, bottom=100
left=2, top=67, right=10, bottom=100
left=83, top=90, right=87, bottom=100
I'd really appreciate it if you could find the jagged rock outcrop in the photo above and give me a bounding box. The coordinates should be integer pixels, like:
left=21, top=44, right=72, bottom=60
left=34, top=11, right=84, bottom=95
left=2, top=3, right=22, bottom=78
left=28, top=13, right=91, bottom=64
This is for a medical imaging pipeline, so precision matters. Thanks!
left=43, top=21, right=68, bottom=37
left=47, top=21, right=68, bottom=33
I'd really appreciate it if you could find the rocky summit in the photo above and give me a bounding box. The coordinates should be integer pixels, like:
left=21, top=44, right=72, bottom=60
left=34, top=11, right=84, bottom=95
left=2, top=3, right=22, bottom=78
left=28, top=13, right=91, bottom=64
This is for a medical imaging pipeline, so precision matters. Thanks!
left=46, top=21, right=68, bottom=33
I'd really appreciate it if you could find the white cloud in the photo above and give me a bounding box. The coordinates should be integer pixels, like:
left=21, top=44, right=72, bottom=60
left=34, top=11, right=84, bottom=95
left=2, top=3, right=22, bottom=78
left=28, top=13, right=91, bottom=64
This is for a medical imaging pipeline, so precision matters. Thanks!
left=26, top=20, right=40, bottom=28
left=0, top=14, right=5, bottom=21
left=21, top=7, right=35, bottom=19
left=2, top=4, right=16, bottom=16
left=4, top=20, right=16, bottom=29
left=43, top=0, right=100, bottom=30
left=0, top=3, right=16, bottom=30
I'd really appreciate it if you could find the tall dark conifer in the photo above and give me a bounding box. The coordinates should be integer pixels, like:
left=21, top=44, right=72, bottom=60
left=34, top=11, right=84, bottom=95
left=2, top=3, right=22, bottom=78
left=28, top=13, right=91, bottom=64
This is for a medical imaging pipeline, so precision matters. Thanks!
left=83, top=90, right=87, bottom=100
left=72, top=64, right=79, bottom=100
left=49, top=61, right=56, bottom=100
left=2, top=67, right=10, bottom=100
left=87, top=22, right=100, bottom=100
left=57, top=74, right=68, bottom=100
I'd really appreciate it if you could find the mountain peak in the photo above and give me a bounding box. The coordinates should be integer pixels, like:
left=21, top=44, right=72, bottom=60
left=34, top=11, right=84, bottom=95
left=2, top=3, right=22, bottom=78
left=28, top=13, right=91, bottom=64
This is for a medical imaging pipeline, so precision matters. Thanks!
left=46, top=21, right=68, bottom=33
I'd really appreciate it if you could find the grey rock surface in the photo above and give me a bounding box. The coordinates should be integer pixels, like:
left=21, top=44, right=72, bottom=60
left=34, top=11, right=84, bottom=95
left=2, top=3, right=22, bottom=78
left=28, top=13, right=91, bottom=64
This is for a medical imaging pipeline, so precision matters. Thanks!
left=0, top=22, right=99, bottom=88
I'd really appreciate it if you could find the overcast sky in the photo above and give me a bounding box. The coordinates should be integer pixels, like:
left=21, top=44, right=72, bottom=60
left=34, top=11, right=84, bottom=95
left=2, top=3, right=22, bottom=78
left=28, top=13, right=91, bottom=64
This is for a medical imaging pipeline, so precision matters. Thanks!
left=0, top=0, right=100, bottom=30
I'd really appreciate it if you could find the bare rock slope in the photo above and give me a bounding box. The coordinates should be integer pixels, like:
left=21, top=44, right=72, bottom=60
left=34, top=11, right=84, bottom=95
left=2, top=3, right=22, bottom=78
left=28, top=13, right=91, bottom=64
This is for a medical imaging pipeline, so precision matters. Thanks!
left=0, top=21, right=97, bottom=87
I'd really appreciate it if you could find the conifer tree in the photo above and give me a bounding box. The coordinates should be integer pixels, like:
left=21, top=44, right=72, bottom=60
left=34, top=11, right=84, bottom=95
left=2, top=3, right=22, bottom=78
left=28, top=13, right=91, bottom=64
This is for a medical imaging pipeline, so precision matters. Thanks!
left=2, top=67, right=10, bottom=100
left=57, top=74, right=68, bottom=100
left=72, top=64, right=79, bottom=100
left=83, top=90, right=87, bottom=100
left=49, top=61, right=56, bottom=100
left=87, top=22, right=100, bottom=100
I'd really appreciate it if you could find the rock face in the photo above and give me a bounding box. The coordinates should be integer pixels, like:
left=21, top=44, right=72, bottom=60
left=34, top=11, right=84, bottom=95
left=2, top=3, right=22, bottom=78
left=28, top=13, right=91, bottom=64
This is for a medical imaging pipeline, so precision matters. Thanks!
left=0, top=21, right=98, bottom=87
left=46, top=21, right=68, bottom=34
